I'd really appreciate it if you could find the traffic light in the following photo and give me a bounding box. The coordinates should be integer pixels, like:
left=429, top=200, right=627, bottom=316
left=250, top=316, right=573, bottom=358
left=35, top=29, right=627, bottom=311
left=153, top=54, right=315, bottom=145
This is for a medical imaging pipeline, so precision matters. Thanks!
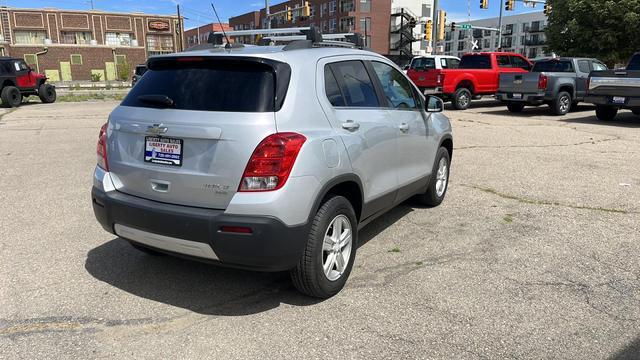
left=303, top=1, right=311, bottom=17
left=544, top=3, right=552, bottom=16
left=286, top=6, right=292, bottom=21
left=437, top=10, right=446, bottom=41
left=480, top=0, right=488, bottom=9
left=505, top=0, right=515, bottom=11
left=425, top=20, right=433, bottom=41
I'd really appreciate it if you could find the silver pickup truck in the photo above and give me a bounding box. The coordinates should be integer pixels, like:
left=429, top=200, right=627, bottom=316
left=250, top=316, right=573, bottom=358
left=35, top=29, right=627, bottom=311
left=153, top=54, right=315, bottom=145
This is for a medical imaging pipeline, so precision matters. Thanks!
left=585, top=52, right=640, bottom=121
left=496, top=57, right=608, bottom=115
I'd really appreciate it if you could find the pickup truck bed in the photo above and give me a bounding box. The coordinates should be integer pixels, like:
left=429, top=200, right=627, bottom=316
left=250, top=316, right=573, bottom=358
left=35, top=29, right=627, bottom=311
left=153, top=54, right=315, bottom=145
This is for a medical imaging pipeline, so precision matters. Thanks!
left=585, top=53, right=640, bottom=121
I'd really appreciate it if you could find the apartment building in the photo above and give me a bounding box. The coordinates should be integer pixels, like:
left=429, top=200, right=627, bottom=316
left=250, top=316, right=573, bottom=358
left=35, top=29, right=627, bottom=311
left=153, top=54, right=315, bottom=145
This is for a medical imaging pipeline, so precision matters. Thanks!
left=443, top=11, right=549, bottom=59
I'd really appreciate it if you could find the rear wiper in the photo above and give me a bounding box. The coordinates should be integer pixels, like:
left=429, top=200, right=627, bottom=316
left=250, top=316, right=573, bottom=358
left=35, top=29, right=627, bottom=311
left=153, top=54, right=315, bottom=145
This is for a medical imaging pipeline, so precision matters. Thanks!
left=137, top=94, right=175, bottom=108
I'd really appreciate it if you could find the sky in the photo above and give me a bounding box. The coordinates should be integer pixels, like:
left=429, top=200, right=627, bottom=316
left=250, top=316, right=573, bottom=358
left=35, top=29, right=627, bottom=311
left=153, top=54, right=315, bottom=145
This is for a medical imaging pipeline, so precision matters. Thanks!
left=2, top=0, right=542, bottom=29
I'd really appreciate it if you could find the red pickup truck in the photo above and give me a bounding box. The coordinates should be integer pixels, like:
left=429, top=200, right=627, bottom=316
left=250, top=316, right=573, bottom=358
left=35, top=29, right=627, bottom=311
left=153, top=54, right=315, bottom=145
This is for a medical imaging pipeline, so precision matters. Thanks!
left=409, top=52, right=532, bottom=110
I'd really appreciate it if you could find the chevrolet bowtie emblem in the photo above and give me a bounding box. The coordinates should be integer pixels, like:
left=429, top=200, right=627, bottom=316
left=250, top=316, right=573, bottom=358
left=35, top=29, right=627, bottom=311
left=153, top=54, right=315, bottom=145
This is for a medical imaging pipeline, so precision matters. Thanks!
left=146, top=123, right=168, bottom=135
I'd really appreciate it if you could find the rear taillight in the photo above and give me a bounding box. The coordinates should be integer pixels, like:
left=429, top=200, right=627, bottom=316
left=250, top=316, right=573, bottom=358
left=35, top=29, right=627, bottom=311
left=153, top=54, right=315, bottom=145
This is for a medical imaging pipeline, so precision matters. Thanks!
left=437, top=73, right=445, bottom=86
left=239, top=133, right=306, bottom=192
left=97, top=122, right=109, bottom=171
left=538, top=74, right=548, bottom=90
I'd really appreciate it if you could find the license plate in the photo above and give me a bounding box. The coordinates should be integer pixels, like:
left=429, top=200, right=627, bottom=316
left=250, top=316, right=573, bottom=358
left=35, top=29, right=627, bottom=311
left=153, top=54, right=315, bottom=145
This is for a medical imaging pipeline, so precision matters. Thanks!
left=612, top=96, right=626, bottom=104
left=145, top=136, right=183, bottom=166
left=512, top=93, right=522, bottom=99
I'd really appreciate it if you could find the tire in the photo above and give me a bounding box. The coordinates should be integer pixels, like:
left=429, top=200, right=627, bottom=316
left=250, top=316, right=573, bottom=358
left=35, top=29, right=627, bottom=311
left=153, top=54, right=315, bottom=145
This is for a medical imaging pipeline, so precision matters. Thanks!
left=507, top=103, right=525, bottom=113
left=595, top=106, right=618, bottom=121
left=1, top=86, right=22, bottom=108
left=38, top=84, right=57, bottom=103
left=290, top=195, right=358, bottom=299
left=415, top=147, right=451, bottom=207
left=632, top=109, right=640, bottom=116
left=452, top=87, right=472, bottom=110
left=129, top=242, right=166, bottom=256
left=551, top=91, right=572, bottom=115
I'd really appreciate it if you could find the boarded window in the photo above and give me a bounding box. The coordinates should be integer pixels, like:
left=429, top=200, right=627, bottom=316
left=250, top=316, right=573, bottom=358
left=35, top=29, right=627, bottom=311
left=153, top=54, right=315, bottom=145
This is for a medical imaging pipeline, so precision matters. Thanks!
left=70, top=54, right=83, bottom=65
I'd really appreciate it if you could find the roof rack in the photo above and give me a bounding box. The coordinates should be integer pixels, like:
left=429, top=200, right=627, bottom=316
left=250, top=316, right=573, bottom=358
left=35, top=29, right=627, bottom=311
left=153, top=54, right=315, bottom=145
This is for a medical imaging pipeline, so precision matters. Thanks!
left=211, top=25, right=365, bottom=51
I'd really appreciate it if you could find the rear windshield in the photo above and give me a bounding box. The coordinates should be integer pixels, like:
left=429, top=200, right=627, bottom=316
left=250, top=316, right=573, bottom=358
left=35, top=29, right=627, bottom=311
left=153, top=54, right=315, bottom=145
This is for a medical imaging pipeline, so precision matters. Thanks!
left=135, top=66, right=147, bottom=76
left=122, top=58, right=277, bottom=112
left=532, top=60, right=574, bottom=72
left=411, top=57, right=436, bottom=70
left=459, top=55, right=492, bottom=69
left=628, top=54, right=640, bottom=70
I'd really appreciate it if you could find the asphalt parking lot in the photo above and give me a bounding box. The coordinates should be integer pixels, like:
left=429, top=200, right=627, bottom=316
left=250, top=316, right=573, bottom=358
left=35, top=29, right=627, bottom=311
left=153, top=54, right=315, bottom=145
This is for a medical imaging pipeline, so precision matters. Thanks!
left=1, top=99, right=639, bottom=359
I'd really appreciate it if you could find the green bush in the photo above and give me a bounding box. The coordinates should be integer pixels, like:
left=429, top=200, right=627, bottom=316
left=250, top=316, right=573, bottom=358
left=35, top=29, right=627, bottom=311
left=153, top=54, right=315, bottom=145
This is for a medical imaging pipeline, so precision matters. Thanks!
left=117, top=61, right=131, bottom=82
left=91, top=73, right=102, bottom=82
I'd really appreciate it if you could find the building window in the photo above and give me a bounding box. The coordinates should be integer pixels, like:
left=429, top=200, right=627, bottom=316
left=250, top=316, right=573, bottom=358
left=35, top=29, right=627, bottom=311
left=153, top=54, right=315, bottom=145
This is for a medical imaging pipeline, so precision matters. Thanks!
left=340, top=17, right=355, bottom=32
left=359, top=17, right=371, bottom=33
left=329, top=1, right=337, bottom=14
left=106, top=32, right=132, bottom=46
left=360, top=0, right=371, bottom=13
left=146, top=34, right=174, bottom=56
left=341, top=0, right=354, bottom=12
left=62, top=31, right=92, bottom=45
left=321, top=3, right=328, bottom=17
left=70, top=54, right=83, bottom=65
left=458, top=41, right=465, bottom=51
left=14, top=31, right=47, bottom=45
left=322, top=20, right=328, bottom=32
left=329, top=18, right=337, bottom=32
left=483, top=39, right=490, bottom=48
left=445, top=43, right=451, bottom=52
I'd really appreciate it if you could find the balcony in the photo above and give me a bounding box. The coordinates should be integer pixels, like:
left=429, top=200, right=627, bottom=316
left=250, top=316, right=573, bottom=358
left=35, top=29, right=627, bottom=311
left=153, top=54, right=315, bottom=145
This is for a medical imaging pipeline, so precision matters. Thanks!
left=524, top=25, right=545, bottom=33
left=525, top=39, right=546, bottom=46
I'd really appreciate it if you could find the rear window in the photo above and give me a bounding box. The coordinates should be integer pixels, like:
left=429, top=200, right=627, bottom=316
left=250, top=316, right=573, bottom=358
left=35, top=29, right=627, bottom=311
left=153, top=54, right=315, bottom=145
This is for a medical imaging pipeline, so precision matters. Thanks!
left=135, top=66, right=147, bottom=76
left=628, top=54, right=640, bottom=70
left=459, top=55, right=492, bottom=69
left=411, top=57, right=436, bottom=70
left=532, top=60, right=574, bottom=72
left=122, top=58, right=280, bottom=112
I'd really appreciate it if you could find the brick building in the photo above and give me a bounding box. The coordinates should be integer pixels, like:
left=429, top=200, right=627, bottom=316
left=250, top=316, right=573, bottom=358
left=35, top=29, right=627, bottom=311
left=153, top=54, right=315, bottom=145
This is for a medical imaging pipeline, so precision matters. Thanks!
left=0, top=7, right=184, bottom=81
left=185, top=23, right=232, bottom=48
left=229, top=0, right=392, bottom=55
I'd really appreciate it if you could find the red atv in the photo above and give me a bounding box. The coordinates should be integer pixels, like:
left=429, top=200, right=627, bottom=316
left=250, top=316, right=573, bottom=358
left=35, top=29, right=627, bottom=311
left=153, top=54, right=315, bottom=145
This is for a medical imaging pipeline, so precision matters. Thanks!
left=0, top=57, right=56, bottom=107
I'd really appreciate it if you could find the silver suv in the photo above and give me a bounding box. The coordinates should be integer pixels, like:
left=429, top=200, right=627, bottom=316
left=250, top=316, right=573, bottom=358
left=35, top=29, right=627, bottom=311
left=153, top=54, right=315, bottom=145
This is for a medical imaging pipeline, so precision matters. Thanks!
left=91, top=44, right=453, bottom=298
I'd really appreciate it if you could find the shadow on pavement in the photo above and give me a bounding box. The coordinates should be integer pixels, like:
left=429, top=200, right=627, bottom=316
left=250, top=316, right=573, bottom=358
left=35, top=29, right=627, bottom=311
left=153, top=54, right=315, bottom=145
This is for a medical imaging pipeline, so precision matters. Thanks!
left=610, top=337, right=640, bottom=360
left=85, top=204, right=413, bottom=316
left=559, top=111, right=640, bottom=128
left=478, top=104, right=597, bottom=118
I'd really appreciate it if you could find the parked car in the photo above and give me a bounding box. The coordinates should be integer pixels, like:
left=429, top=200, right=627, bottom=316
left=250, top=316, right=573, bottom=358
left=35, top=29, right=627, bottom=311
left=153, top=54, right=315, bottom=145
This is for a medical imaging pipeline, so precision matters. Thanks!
left=496, top=57, right=608, bottom=115
left=435, top=52, right=532, bottom=110
left=585, top=52, right=640, bottom=121
left=91, top=45, right=453, bottom=298
left=0, top=57, right=56, bottom=107
left=406, top=55, right=460, bottom=94
left=131, top=64, right=147, bottom=86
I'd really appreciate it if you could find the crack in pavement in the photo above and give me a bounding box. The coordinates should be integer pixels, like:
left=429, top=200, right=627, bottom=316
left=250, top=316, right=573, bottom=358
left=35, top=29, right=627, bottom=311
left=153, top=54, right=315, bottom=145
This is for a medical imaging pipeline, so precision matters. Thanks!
left=461, top=184, right=635, bottom=214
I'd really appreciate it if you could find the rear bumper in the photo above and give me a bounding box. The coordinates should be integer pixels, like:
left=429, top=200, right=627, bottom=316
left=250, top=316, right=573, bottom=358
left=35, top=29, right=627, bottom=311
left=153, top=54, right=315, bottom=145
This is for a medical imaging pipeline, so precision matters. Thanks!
left=496, top=91, right=547, bottom=104
left=584, top=95, right=640, bottom=108
left=421, top=87, right=442, bottom=95
left=91, top=186, right=309, bottom=272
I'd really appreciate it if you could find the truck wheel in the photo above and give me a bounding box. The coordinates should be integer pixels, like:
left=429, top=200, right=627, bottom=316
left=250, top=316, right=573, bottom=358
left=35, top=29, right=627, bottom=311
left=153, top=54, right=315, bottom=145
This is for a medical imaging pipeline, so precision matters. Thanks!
left=38, top=84, right=57, bottom=103
left=415, top=147, right=451, bottom=207
left=595, top=106, right=618, bottom=121
left=452, top=88, right=472, bottom=110
left=1, top=86, right=22, bottom=108
left=290, top=195, right=357, bottom=298
left=507, top=103, right=525, bottom=113
left=551, top=91, right=572, bottom=115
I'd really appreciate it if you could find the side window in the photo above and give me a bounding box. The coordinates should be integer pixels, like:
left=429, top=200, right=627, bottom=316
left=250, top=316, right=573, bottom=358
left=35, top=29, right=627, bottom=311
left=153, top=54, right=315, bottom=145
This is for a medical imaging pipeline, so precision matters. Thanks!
left=592, top=61, right=607, bottom=71
left=0, top=62, right=12, bottom=75
left=577, top=60, right=590, bottom=73
left=511, top=56, right=531, bottom=70
left=371, top=61, right=417, bottom=110
left=324, top=66, right=345, bottom=107
left=447, top=58, right=460, bottom=69
left=329, top=61, right=379, bottom=108
left=497, top=55, right=512, bottom=68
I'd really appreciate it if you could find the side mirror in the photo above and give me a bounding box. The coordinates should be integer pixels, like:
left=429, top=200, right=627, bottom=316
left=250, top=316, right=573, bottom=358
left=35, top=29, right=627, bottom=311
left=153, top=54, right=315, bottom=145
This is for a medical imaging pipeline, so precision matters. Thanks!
left=425, top=95, right=444, bottom=113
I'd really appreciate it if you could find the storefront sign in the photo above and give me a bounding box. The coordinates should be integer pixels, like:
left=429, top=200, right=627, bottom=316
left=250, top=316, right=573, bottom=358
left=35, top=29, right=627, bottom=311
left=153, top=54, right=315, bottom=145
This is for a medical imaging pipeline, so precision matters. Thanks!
left=148, top=20, right=170, bottom=31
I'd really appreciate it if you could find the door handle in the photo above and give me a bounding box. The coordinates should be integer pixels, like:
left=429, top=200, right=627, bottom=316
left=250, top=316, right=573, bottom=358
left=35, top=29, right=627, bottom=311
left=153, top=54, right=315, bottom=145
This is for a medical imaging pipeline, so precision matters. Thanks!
left=399, top=123, right=410, bottom=132
left=341, top=120, right=360, bottom=131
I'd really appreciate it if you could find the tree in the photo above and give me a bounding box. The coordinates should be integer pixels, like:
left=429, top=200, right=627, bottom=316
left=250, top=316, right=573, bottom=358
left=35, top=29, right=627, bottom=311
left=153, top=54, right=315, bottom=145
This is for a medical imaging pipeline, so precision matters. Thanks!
left=545, top=0, right=640, bottom=65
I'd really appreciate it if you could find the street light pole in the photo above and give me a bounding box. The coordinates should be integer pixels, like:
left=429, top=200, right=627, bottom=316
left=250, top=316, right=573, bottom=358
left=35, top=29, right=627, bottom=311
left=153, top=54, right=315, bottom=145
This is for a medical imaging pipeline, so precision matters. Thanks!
left=432, top=0, right=439, bottom=53
left=497, top=0, right=504, bottom=50
left=265, top=0, right=271, bottom=29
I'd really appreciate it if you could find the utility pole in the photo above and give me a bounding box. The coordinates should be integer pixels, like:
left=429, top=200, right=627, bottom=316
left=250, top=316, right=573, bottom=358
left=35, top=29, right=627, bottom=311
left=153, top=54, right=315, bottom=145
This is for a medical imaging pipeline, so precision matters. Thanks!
left=432, top=0, right=439, bottom=53
left=176, top=4, right=183, bottom=51
left=265, top=0, right=270, bottom=29
left=497, top=0, right=504, bottom=50
left=89, top=0, right=94, bottom=9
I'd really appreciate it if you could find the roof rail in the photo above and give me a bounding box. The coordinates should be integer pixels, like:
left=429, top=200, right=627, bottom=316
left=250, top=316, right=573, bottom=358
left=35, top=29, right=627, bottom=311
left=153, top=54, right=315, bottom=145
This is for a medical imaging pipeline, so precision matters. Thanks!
left=213, top=25, right=365, bottom=51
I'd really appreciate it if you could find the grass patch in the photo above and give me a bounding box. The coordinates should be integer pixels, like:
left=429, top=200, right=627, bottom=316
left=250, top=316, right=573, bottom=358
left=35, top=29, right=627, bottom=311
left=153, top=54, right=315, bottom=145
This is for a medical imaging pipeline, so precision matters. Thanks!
left=388, top=246, right=401, bottom=253
left=57, top=93, right=126, bottom=102
left=503, top=214, right=514, bottom=223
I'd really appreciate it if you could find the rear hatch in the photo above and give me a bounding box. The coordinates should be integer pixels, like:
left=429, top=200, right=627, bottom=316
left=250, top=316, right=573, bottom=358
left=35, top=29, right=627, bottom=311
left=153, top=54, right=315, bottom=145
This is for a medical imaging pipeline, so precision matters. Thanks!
left=107, top=55, right=290, bottom=209
left=499, top=72, right=542, bottom=94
